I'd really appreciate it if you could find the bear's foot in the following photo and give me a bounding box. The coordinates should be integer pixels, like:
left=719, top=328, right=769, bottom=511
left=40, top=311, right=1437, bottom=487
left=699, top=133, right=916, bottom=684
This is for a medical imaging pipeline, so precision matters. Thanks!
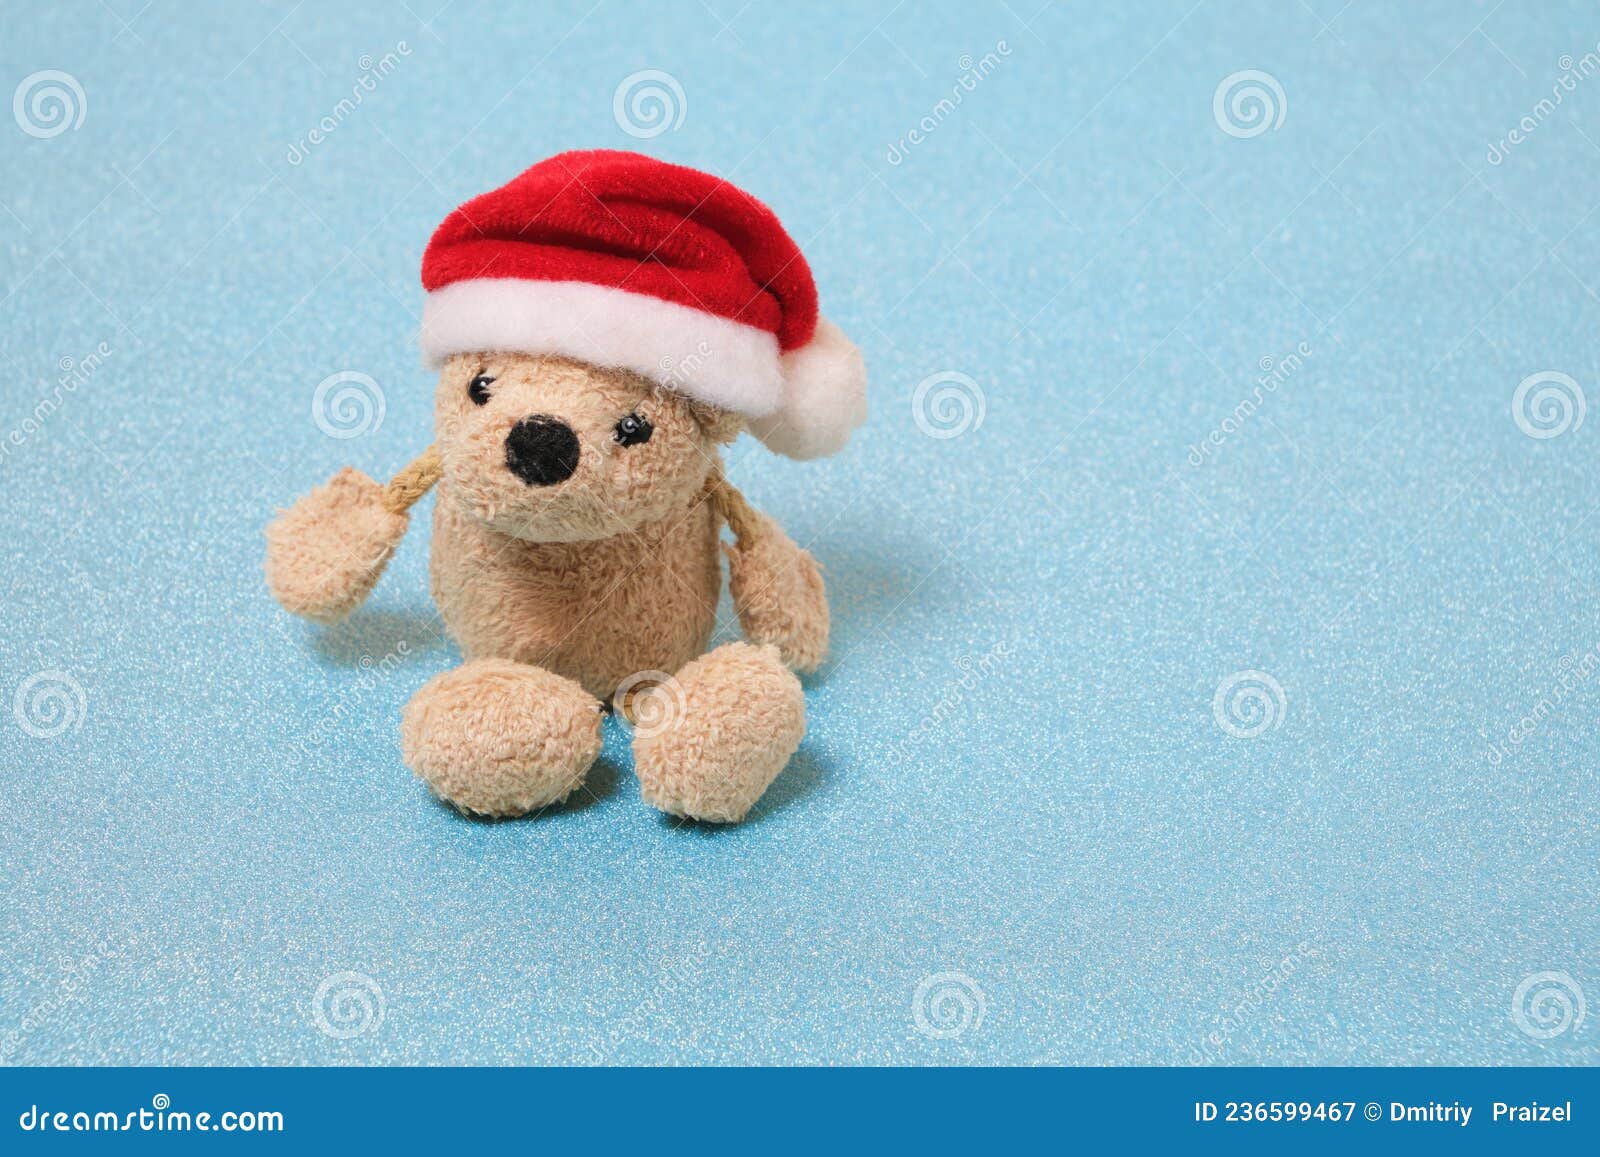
left=401, top=658, right=602, bottom=817
left=630, top=642, right=805, bottom=824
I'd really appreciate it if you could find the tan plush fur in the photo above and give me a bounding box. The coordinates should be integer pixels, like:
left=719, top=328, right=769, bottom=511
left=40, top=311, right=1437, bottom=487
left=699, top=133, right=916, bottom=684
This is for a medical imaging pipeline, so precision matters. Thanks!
left=401, top=658, right=602, bottom=816
left=264, top=468, right=409, bottom=623
left=723, top=505, right=830, bottom=674
left=266, top=351, right=833, bottom=822
left=633, top=643, right=806, bottom=823
left=431, top=482, right=721, bottom=701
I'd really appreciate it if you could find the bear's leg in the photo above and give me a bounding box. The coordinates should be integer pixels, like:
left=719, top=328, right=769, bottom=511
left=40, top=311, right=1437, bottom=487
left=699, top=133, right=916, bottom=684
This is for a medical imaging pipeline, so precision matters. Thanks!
left=629, top=642, right=805, bottom=823
left=401, top=658, right=603, bottom=818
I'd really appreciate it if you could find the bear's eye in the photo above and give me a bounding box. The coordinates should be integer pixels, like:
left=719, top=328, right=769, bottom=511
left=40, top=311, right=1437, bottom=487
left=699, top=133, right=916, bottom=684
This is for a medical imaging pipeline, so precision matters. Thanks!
left=468, top=374, right=495, bottom=406
left=613, top=413, right=653, bottom=447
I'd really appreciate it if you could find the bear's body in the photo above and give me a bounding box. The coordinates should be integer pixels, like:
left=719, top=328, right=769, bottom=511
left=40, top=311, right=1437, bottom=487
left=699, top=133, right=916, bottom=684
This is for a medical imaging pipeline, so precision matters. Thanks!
left=430, top=476, right=721, bottom=701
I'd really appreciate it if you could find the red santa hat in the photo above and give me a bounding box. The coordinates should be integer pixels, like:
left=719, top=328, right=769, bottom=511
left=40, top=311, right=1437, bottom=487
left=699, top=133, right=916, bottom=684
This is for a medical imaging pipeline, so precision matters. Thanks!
left=419, top=150, right=866, bottom=459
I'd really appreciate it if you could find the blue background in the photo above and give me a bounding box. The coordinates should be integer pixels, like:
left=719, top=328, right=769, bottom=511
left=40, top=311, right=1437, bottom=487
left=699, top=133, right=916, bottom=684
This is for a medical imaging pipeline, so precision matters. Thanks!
left=1, top=0, right=1596, bottom=1065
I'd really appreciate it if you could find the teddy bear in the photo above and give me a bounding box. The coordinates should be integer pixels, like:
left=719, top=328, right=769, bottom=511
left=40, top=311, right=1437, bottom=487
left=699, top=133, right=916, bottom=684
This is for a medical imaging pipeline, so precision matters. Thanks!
left=264, top=150, right=866, bottom=824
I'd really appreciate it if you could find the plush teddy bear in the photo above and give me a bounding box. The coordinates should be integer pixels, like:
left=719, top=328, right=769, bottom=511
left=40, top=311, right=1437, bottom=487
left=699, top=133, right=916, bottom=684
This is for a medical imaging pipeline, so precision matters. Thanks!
left=264, top=150, right=866, bottom=823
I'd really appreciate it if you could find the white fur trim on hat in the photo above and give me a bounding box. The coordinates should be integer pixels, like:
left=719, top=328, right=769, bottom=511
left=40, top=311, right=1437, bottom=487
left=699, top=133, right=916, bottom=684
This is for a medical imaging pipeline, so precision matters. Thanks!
left=749, top=318, right=868, bottom=459
left=419, top=278, right=785, bottom=418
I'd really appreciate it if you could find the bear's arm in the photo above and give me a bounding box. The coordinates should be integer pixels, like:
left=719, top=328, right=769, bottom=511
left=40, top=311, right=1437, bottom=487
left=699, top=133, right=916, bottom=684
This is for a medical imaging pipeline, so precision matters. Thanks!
left=265, top=448, right=439, bottom=623
left=711, top=479, right=830, bottom=674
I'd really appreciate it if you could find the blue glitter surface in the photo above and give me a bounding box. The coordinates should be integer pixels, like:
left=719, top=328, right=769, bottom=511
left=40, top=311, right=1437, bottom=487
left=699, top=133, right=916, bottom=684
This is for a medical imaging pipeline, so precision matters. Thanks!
left=1, top=1, right=1597, bottom=1065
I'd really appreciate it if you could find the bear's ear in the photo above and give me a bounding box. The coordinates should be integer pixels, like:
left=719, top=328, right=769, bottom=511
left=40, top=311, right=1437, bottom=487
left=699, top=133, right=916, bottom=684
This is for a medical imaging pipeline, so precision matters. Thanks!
left=689, top=400, right=745, bottom=445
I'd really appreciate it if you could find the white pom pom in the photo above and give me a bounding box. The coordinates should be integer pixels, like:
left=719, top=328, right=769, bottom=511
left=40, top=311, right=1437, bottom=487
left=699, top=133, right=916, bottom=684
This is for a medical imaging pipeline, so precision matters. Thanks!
left=750, top=317, right=867, bottom=459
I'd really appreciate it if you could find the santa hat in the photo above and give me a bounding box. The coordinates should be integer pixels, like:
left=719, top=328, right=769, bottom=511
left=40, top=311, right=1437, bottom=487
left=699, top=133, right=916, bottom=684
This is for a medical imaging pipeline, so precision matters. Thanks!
left=419, top=150, right=866, bottom=459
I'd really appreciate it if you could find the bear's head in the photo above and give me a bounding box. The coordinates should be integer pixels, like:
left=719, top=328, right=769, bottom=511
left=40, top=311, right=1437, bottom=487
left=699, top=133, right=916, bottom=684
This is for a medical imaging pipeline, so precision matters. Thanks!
left=433, top=352, right=743, bottom=543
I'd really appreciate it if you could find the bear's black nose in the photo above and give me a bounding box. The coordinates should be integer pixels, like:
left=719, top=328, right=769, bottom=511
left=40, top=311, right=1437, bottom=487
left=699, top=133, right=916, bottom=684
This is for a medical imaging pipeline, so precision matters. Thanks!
left=505, top=416, right=580, bottom=486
